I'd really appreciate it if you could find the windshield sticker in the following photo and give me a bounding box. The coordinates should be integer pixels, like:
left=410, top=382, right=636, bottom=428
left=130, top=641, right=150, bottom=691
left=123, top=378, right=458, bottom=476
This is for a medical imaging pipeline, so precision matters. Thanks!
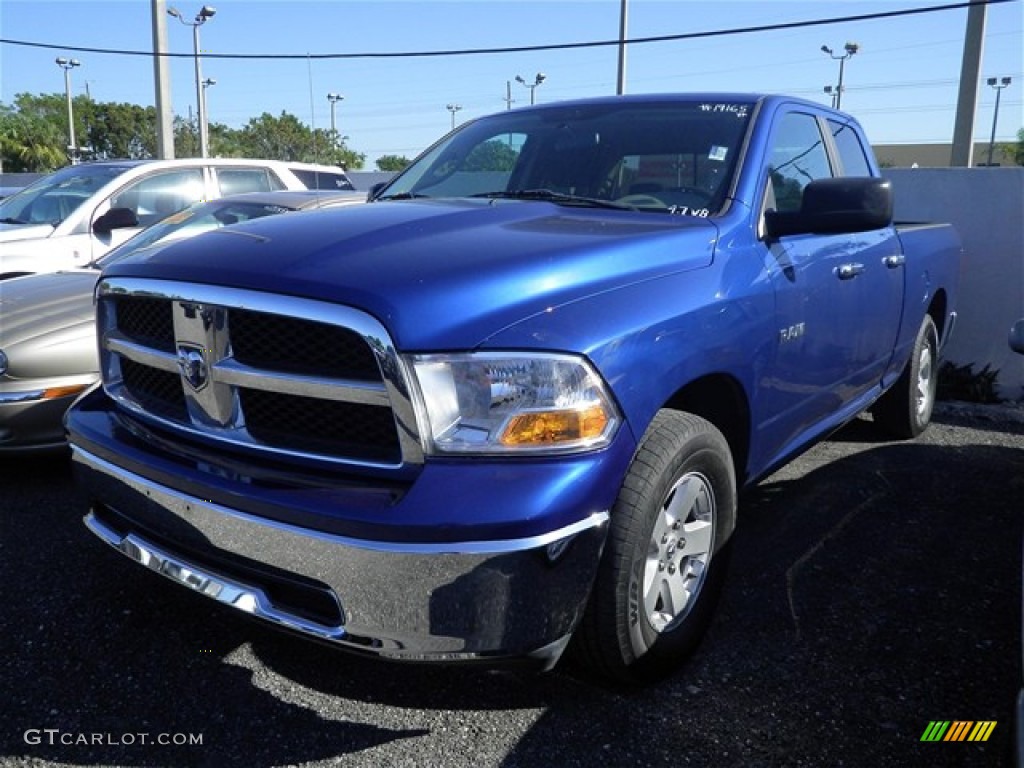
left=699, top=103, right=750, bottom=118
left=708, top=146, right=728, bottom=162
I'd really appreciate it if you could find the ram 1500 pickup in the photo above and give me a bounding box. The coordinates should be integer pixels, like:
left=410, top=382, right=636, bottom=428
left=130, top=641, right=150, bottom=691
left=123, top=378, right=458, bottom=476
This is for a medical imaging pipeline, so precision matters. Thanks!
left=67, top=93, right=961, bottom=684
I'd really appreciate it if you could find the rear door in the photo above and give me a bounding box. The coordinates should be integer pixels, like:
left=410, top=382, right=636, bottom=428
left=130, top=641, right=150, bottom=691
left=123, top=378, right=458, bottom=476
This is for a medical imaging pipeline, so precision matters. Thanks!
left=825, top=117, right=904, bottom=383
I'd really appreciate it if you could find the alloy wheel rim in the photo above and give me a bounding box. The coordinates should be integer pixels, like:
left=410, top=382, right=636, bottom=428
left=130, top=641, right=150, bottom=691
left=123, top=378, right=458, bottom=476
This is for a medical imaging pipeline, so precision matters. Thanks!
left=641, top=471, right=715, bottom=633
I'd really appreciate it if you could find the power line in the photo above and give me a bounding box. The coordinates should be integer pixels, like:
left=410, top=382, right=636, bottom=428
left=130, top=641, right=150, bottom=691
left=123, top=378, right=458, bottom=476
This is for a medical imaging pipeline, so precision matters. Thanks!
left=0, top=0, right=1014, bottom=61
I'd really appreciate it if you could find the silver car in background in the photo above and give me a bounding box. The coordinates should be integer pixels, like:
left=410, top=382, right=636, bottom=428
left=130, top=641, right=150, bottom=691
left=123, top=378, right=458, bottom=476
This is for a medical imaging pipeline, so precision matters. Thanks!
left=0, top=189, right=364, bottom=452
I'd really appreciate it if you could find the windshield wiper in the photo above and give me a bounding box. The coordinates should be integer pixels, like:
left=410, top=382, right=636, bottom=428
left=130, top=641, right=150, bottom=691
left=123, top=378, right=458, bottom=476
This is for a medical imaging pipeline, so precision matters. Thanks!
left=0, top=217, right=27, bottom=224
left=471, top=189, right=635, bottom=211
left=376, top=191, right=430, bottom=201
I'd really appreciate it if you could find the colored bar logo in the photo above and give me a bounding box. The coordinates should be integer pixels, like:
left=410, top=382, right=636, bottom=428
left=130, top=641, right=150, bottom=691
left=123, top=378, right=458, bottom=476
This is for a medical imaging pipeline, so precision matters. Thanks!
left=920, top=721, right=997, bottom=742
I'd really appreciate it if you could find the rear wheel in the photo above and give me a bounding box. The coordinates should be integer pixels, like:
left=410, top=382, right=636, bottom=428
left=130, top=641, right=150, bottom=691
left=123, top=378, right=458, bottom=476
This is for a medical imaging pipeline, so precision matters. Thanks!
left=873, top=314, right=939, bottom=439
left=570, top=410, right=736, bottom=686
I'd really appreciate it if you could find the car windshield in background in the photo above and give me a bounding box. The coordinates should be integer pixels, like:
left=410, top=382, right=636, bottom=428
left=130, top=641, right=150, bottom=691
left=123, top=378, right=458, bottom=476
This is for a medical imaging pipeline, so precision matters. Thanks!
left=94, top=200, right=295, bottom=269
left=0, top=164, right=130, bottom=226
left=378, top=100, right=754, bottom=216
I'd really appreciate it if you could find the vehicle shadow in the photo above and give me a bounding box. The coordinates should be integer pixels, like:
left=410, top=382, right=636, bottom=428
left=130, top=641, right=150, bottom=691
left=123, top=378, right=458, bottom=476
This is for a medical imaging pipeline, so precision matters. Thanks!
left=3, top=440, right=1020, bottom=766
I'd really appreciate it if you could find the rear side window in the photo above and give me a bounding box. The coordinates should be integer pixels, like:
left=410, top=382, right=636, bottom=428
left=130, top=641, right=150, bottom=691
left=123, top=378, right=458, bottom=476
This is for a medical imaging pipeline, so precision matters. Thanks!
left=214, top=167, right=286, bottom=196
left=288, top=168, right=355, bottom=191
left=828, top=119, right=872, bottom=177
left=766, top=112, right=833, bottom=213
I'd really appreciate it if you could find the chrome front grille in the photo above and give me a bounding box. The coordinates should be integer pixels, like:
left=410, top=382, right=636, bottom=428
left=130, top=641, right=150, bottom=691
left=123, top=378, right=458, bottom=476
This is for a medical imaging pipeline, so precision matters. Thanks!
left=97, top=278, right=423, bottom=469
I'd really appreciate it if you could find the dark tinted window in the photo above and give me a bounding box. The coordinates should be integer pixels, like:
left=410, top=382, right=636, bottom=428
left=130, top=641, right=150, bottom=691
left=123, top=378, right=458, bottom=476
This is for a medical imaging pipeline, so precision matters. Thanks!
left=828, top=119, right=872, bottom=176
left=289, top=169, right=355, bottom=191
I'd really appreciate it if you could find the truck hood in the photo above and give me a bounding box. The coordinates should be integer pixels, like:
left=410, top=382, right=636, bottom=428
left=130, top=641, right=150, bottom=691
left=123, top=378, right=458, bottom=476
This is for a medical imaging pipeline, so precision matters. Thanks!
left=0, top=222, right=55, bottom=242
left=103, top=199, right=719, bottom=349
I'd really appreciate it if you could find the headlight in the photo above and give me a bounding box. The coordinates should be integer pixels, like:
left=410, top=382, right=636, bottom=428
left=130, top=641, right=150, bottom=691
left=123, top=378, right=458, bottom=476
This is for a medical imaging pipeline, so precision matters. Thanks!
left=410, top=352, right=621, bottom=455
left=0, top=349, right=7, bottom=376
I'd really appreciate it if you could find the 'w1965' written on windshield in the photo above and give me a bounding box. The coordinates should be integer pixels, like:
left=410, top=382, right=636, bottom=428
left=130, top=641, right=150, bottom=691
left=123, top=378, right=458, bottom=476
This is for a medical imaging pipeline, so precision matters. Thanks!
left=699, top=104, right=750, bottom=118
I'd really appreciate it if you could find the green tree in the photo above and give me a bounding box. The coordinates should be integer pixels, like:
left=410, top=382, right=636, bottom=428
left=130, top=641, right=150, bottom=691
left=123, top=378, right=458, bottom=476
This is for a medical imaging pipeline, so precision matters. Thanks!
left=234, top=111, right=364, bottom=169
left=376, top=154, right=411, bottom=172
left=1, top=94, right=370, bottom=172
left=464, top=139, right=518, bottom=171
left=82, top=101, right=159, bottom=160
left=0, top=102, right=66, bottom=171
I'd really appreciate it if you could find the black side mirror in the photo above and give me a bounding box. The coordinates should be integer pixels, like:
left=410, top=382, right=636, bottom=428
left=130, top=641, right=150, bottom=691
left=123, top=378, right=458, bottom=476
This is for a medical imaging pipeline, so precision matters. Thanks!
left=93, top=207, right=139, bottom=235
left=1010, top=319, right=1024, bottom=355
left=368, top=182, right=387, bottom=201
left=765, top=177, right=893, bottom=239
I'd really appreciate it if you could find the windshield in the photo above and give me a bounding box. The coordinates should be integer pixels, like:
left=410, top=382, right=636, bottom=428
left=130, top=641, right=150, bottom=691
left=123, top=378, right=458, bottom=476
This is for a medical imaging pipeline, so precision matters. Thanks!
left=94, top=198, right=299, bottom=269
left=0, top=163, right=130, bottom=226
left=377, top=99, right=754, bottom=216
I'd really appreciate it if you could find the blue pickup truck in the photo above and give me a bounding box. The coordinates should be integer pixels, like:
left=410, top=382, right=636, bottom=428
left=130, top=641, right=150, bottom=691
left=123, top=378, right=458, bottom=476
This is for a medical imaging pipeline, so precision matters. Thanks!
left=67, top=93, right=961, bottom=685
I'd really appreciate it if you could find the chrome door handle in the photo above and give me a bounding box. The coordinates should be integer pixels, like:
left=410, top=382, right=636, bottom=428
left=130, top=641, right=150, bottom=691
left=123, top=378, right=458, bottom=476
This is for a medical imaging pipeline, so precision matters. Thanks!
left=837, top=262, right=865, bottom=280
left=883, top=254, right=906, bottom=269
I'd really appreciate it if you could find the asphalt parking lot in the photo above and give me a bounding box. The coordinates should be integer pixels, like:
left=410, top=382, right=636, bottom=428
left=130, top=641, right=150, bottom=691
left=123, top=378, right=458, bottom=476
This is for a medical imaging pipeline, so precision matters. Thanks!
left=2, top=403, right=1021, bottom=768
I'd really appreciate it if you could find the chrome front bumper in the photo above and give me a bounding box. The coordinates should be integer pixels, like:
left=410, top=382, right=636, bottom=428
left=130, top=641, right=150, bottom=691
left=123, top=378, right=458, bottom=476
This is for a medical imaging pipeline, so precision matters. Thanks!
left=73, top=446, right=609, bottom=668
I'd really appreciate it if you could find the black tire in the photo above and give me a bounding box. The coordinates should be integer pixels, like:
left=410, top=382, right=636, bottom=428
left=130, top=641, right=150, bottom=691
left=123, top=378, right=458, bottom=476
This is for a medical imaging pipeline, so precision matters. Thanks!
left=873, top=314, right=939, bottom=439
left=569, top=410, right=737, bottom=686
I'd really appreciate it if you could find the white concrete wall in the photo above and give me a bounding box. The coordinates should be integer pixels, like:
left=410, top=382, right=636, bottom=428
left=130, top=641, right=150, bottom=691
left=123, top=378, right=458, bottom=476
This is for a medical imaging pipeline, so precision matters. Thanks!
left=884, top=168, right=1024, bottom=401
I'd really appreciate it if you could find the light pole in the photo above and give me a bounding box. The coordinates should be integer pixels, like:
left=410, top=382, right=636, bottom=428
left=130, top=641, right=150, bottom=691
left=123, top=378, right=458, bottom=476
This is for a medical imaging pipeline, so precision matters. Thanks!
left=823, top=85, right=836, bottom=109
left=327, top=92, right=344, bottom=145
left=55, top=57, right=81, bottom=163
left=515, top=73, right=546, bottom=105
left=446, top=103, right=462, bottom=130
left=821, top=42, right=858, bottom=110
left=168, top=5, right=217, bottom=158
left=986, top=76, right=1012, bottom=166
left=201, top=77, right=216, bottom=151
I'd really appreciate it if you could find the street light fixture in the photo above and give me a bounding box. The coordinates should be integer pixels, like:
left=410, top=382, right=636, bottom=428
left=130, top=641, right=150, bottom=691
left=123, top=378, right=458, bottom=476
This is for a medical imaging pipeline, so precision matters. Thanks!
left=821, top=42, right=858, bottom=110
left=986, top=76, right=1012, bottom=166
left=327, top=93, right=344, bottom=146
left=55, top=57, right=81, bottom=163
left=168, top=5, right=217, bottom=158
left=515, top=73, right=546, bottom=105
left=446, top=103, right=462, bottom=131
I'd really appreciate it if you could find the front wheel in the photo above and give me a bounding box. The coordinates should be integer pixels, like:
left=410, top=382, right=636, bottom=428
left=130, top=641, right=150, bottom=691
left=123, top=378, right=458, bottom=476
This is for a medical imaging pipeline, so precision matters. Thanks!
left=873, top=314, right=939, bottom=439
left=569, top=410, right=736, bottom=686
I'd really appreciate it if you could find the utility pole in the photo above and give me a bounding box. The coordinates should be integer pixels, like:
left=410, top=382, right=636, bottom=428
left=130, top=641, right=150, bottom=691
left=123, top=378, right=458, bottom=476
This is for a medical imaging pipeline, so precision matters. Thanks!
left=617, top=0, right=628, bottom=95
left=504, top=80, right=514, bottom=110
left=951, top=0, right=988, bottom=167
left=151, top=0, right=175, bottom=159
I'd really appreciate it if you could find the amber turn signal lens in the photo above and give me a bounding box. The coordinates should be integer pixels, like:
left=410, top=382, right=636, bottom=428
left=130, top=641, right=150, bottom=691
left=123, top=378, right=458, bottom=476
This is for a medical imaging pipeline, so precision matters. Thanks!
left=499, top=404, right=610, bottom=447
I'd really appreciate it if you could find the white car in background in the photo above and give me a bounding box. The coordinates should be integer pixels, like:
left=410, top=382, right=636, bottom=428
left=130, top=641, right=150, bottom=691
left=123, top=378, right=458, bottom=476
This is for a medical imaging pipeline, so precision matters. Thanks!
left=0, top=158, right=355, bottom=279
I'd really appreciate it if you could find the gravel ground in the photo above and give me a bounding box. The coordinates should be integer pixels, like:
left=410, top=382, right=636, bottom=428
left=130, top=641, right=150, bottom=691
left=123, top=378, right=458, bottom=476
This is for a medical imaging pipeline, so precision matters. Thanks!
left=1, top=402, right=1021, bottom=768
